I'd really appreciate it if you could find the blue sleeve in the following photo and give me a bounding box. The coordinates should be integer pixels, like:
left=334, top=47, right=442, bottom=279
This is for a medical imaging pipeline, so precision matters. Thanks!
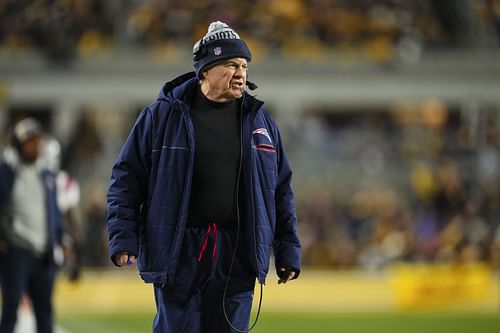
left=0, top=161, right=15, bottom=209
left=0, top=161, right=15, bottom=241
left=272, top=127, right=302, bottom=279
left=107, top=108, right=152, bottom=262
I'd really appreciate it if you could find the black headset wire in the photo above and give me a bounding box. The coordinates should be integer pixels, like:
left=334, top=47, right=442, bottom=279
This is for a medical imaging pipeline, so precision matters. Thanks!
left=222, top=90, right=263, bottom=333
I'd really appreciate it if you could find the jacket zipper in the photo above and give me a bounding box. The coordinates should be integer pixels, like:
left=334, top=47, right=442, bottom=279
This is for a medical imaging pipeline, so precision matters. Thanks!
left=250, top=138, right=260, bottom=282
left=237, top=95, right=260, bottom=281
left=246, top=103, right=261, bottom=282
left=235, top=100, right=243, bottom=240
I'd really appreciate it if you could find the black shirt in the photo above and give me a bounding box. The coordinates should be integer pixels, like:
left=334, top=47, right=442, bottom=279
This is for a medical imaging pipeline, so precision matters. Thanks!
left=187, top=86, right=241, bottom=226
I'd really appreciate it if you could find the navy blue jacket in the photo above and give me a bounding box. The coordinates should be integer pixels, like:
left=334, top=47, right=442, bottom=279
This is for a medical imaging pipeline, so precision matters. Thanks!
left=107, top=72, right=301, bottom=285
left=0, top=153, right=62, bottom=257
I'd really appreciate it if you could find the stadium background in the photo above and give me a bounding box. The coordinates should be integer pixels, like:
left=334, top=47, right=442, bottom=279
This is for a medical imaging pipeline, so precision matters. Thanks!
left=1, top=0, right=500, bottom=332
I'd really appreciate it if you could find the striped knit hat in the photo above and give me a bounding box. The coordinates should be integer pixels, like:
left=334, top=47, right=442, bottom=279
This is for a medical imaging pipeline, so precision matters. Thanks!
left=193, top=21, right=252, bottom=79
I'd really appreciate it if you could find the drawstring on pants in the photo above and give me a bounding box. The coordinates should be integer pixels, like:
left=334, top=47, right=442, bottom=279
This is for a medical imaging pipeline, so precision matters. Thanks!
left=198, top=222, right=218, bottom=264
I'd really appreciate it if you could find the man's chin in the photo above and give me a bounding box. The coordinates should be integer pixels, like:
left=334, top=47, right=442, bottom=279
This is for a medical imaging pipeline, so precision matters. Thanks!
left=230, top=90, right=244, bottom=99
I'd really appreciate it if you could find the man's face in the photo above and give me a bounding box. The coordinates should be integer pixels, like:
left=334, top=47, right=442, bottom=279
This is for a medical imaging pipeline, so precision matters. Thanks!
left=201, top=58, right=248, bottom=102
left=19, top=136, right=43, bottom=164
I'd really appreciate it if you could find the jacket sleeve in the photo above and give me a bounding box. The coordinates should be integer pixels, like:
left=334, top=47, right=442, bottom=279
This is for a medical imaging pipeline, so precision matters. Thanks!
left=0, top=161, right=15, bottom=242
left=272, top=127, right=302, bottom=279
left=107, top=108, right=152, bottom=263
left=0, top=161, right=15, bottom=208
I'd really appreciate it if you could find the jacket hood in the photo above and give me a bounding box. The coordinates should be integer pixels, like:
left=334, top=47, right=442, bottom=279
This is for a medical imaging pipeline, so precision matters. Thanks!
left=157, top=72, right=198, bottom=103
left=157, top=71, right=264, bottom=113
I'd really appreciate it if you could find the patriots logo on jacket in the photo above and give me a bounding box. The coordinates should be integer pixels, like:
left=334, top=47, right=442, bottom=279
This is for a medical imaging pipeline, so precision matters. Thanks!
left=252, top=128, right=272, bottom=143
left=252, top=128, right=275, bottom=152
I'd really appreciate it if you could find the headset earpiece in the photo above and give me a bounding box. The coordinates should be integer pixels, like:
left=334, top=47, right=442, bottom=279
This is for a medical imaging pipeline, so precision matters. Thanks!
left=193, top=40, right=208, bottom=61
left=246, top=80, right=258, bottom=91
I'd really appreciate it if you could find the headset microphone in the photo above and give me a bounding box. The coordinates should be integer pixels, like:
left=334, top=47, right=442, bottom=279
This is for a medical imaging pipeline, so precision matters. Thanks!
left=246, top=80, right=258, bottom=91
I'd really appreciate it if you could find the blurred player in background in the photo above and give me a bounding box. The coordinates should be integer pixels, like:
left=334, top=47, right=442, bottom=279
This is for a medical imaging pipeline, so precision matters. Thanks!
left=44, top=137, right=81, bottom=282
left=0, top=118, right=63, bottom=333
left=107, top=21, right=301, bottom=332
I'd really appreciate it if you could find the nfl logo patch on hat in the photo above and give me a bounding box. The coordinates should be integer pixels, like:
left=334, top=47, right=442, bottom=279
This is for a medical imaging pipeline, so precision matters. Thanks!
left=213, top=47, right=222, bottom=56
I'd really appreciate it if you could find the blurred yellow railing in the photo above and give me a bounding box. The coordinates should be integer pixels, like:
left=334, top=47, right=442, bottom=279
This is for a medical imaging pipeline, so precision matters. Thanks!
left=53, top=266, right=499, bottom=314
left=390, top=263, right=497, bottom=311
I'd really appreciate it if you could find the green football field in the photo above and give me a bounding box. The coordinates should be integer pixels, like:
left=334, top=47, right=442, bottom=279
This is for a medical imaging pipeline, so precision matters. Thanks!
left=57, top=312, right=500, bottom=333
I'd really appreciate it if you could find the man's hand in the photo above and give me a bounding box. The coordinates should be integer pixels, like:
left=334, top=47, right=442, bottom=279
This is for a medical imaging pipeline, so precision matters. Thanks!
left=114, top=252, right=136, bottom=267
left=278, top=267, right=296, bottom=284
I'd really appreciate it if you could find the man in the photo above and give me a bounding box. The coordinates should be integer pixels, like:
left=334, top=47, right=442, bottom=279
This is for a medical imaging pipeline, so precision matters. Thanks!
left=0, top=118, right=62, bottom=333
left=107, top=21, right=301, bottom=333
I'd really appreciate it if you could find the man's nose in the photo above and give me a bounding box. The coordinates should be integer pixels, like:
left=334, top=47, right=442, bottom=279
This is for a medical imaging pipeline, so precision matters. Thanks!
left=234, top=66, right=246, bottom=78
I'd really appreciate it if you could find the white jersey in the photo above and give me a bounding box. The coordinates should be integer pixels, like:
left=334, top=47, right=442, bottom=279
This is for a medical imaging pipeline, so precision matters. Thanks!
left=56, top=170, right=80, bottom=214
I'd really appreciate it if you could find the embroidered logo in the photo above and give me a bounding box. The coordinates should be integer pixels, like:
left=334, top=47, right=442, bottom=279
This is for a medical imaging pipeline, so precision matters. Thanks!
left=213, top=47, right=222, bottom=56
left=252, top=128, right=272, bottom=143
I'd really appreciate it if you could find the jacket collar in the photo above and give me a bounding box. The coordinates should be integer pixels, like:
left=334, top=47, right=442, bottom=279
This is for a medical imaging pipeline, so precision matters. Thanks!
left=158, top=72, right=264, bottom=114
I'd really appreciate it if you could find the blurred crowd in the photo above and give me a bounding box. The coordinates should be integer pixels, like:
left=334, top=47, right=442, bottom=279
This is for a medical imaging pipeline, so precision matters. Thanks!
left=1, top=0, right=499, bottom=63
left=294, top=102, right=500, bottom=269
left=0, top=0, right=113, bottom=62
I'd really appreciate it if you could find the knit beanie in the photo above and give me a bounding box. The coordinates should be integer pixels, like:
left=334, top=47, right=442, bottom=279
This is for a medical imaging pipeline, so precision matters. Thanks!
left=193, top=21, right=252, bottom=79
